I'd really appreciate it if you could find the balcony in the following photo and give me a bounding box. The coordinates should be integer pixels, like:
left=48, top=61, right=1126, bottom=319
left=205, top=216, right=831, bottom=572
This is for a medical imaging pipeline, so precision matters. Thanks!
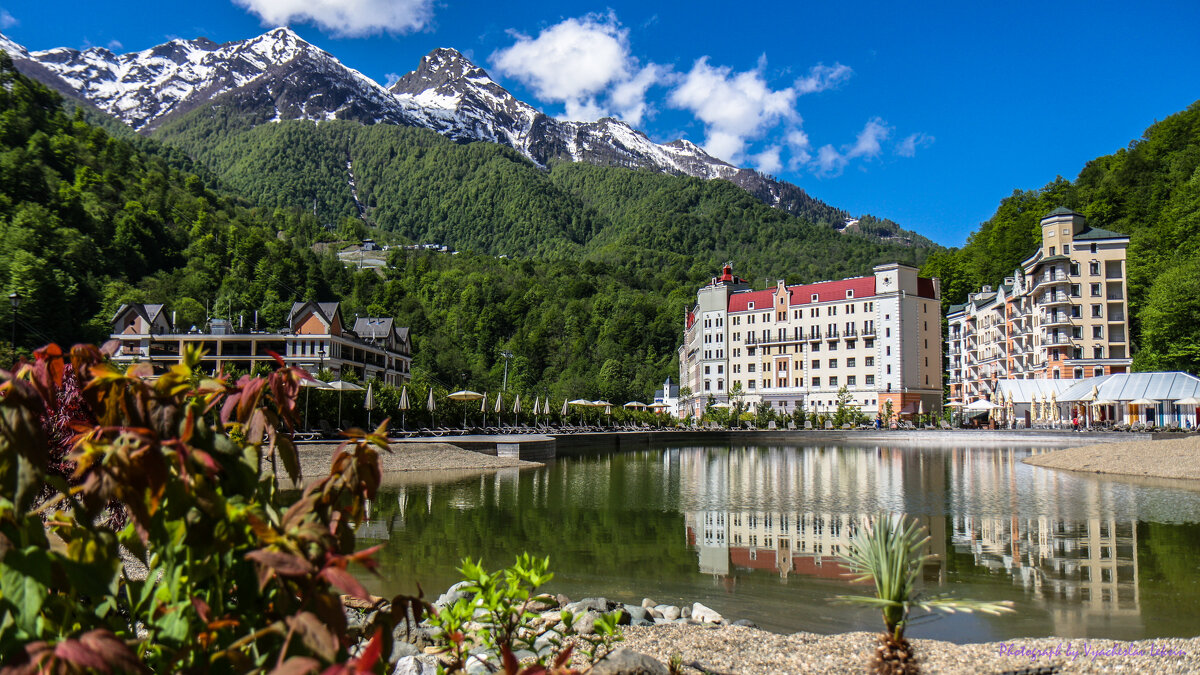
left=844, top=327, right=858, bottom=338
left=1031, top=272, right=1070, bottom=293
left=862, top=326, right=877, bottom=336
left=1041, top=291, right=1071, bottom=305
left=825, top=329, right=840, bottom=339
left=1040, top=313, right=1072, bottom=327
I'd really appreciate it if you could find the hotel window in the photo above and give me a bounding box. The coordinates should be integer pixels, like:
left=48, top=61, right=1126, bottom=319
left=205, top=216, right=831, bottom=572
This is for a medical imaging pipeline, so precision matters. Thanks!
left=811, top=360, right=820, bottom=369
left=812, top=377, right=820, bottom=387
left=733, top=364, right=740, bottom=373
left=1063, top=244, right=1070, bottom=254
left=1093, top=345, right=1105, bottom=359
left=1071, top=306, right=1081, bottom=318
left=865, top=356, right=874, bottom=367
left=1049, top=246, right=1056, bottom=256
left=704, top=365, right=710, bottom=374
left=885, top=327, right=891, bottom=337
left=829, top=341, right=838, bottom=350
left=847, top=375, right=856, bottom=386
left=748, top=363, right=756, bottom=373
left=865, top=375, right=875, bottom=385
left=1092, top=304, right=1103, bottom=318
left=717, top=379, right=724, bottom=391
left=828, top=359, right=837, bottom=368
left=847, top=357, right=856, bottom=368
left=717, top=364, right=724, bottom=374
left=829, top=376, right=838, bottom=386
left=1070, top=284, right=1080, bottom=297
left=847, top=290, right=854, bottom=298
left=865, top=338, right=874, bottom=349
left=1090, top=283, right=1101, bottom=296
left=1090, top=261, right=1100, bottom=275
left=1093, top=325, right=1104, bottom=339
left=1094, top=367, right=1104, bottom=377
left=704, top=381, right=711, bottom=391
left=1070, top=262, right=1080, bottom=276
left=811, top=342, right=820, bottom=352
left=1091, top=243, right=1098, bottom=253
left=811, top=294, right=819, bottom=302
left=886, top=365, right=892, bottom=374
left=748, top=380, right=756, bottom=389
left=764, top=362, right=771, bottom=372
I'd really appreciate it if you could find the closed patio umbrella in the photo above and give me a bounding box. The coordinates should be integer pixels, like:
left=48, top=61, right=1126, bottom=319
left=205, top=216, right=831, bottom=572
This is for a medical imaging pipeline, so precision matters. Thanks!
left=480, top=392, right=488, bottom=428
left=513, top=394, right=522, bottom=426
left=398, top=385, right=410, bottom=430
left=532, top=395, right=540, bottom=424
left=364, top=382, right=375, bottom=429
left=426, top=387, right=437, bottom=428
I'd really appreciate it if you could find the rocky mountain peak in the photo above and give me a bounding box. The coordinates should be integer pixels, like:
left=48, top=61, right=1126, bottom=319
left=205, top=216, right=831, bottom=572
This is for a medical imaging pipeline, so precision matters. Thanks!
left=0, top=32, right=29, bottom=59
left=389, top=47, right=497, bottom=96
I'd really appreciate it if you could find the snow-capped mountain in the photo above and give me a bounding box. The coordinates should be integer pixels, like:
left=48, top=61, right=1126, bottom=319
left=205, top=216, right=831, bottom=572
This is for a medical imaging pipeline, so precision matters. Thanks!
left=1, top=28, right=922, bottom=241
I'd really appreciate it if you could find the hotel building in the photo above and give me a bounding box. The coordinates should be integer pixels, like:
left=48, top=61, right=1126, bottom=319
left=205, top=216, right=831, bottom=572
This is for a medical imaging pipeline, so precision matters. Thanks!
left=678, top=262, right=942, bottom=419
left=110, top=300, right=412, bottom=385
left=947, top=208, right=1131, bottom=406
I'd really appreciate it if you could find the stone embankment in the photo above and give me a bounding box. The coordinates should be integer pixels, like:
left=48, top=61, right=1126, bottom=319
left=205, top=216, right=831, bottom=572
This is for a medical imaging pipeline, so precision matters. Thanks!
left=353, top=583, right=1200, bottom=675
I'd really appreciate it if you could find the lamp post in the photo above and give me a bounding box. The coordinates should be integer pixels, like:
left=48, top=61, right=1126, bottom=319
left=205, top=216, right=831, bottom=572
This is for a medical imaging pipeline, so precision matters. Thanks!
left=8, top=292, right=20, bottom=353
left=500, top=350, right=513, bottom=393
left=318, top=345, right=326, bottom=375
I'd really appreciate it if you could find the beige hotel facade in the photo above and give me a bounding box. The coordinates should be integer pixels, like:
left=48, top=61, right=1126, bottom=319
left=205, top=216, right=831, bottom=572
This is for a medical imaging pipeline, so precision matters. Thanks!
left=947, top=208, right=1132, bottom=407
left=678, top=263, right=943, bottom=420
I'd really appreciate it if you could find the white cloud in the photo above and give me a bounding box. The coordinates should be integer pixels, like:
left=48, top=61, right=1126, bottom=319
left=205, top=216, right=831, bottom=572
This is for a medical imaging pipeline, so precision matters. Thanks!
left=231, top=0, right=432, bottom=37
left=0, top=10, right=17, bottom=30
left=384, top=72, right=401, bottom=88
left=106, top=39, right=123, bottom=51
left=785, top=129, right=812, bottom=168
left=667, top=56, right=799, bottom=163
left=896, top=131, right=935, bottom=157
left=752, top=145, right=783, bottom=174
left=813, top=117, right=893, bottom=177
left=610, top=63, right=667, bottom=125
left=849, top=117, right=891, bottom=159
left=794, top=62, right=852, bottom=95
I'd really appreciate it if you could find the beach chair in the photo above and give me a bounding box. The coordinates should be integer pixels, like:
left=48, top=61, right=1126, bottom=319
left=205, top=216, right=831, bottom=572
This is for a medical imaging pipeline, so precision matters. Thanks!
left=824, top=420, right=834, bottom=430
left=842, top=423, right=853, bottom=430
left=804, top=420, right=813, bottom=430
left=768, top=421, right=777, bottom=430
left=787, top=422, right=796, bottom=430
left=318, top=419, right=337, bottom=439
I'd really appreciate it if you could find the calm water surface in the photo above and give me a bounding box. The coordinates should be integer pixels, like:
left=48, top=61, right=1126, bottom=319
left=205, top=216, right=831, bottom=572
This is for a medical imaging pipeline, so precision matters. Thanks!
left=356, top=442, right=1200, bottom=642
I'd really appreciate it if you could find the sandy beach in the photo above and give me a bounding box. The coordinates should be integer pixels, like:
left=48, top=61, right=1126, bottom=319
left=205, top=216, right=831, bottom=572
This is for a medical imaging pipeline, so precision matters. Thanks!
left=1022, top=434, right=1200, bottom=481
left=612, top=625, right=1200, bottom=674
left=291, top=440, right=542, bottom=480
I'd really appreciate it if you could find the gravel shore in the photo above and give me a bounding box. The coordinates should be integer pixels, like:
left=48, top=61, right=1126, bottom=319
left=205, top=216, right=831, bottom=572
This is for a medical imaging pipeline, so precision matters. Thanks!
left=1022, top=434, right=1200, bottom=481
left=616, top=624, right=1200, bottom=674
left=292, top=441, right=541, bottom=480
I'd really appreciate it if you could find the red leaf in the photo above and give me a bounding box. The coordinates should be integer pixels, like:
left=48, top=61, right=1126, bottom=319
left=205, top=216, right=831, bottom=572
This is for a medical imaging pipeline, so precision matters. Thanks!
left=319, top=566, right=369, bottom=600
left=78, top=629, right=147, bottom=673
left=353, top=628, right=383, bottom=671
left=285, top=612, right=339, bottom=662
left=191, top=597, right=212, bottom=623
left=53, top=639, right=109, bottom=671
left=271, top=657, right=321, bottom=675
left=246, top=550, right=316, bottom=577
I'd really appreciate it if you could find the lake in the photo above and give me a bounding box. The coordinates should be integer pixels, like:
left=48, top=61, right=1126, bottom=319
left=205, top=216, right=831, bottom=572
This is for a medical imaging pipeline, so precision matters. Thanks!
left=355, top=440, right=1200, bottom=643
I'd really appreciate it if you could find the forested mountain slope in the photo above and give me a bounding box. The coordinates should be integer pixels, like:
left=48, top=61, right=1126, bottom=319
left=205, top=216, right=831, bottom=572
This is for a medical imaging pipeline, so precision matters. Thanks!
left=921, top=100, right=1200, bottom=372
left=153, top=117, right=931, bottom=276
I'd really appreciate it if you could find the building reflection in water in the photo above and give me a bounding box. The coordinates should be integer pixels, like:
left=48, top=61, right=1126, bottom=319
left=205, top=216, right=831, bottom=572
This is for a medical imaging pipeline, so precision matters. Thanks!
left=679, top=444, right=1140, bottom=635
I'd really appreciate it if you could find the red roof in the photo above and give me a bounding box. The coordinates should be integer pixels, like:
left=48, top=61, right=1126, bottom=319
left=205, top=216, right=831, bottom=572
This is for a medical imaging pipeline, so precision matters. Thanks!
left=727, top=289, right=776, bottom=312
left=686, top=311, right=695, bottom=329
left=787, top=277, right=877, bottom=305
left=917, top=277, right=938, bottom=299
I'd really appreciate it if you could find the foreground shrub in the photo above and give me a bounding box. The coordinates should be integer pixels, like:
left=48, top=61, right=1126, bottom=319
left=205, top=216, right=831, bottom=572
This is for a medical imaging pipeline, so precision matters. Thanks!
left=0, top=343, right=422, bottom=673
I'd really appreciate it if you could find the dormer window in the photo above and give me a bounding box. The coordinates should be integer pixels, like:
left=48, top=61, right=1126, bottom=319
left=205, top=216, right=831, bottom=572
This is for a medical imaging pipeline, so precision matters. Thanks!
left=846, top=290, right=854, bottom=298
left=811, top=294, right=819, bottom=302
left=748, top=302, right=755, bottom=310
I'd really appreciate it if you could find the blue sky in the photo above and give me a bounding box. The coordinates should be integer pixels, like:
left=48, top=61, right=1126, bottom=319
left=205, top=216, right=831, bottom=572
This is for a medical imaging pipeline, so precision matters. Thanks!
left=2, top=0, right=1198, bottom=246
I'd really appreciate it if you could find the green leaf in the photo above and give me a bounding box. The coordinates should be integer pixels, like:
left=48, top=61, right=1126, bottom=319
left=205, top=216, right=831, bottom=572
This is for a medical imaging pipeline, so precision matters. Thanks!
left=0, top=546, right=52, bottom=635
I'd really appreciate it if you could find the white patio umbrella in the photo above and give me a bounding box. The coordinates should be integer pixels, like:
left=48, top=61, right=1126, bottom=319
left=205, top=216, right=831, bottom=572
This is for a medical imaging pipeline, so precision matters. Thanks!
left=364, top=382, right=375, bottom=429
left=532, top=395, right=540, bottom=423
left=300, top=376, right=329, bottom=432
left=326, top=380, right=365, bottom=430
left=480, top=392, right=488, bottom=429
left=624, top=401, right=648, bottom=409
left=448, top=390, right=484, bottom=429
left=426, top=387, right=437, bottom=428
left=513, top=394, right=522, bottom=426
left=398, top=385, right=410, bottom=430
left=1050, top=390, right=1059, bottom=424
left=1130, top=397, right=1155, bottom=424
left=710, top=402, right=732, bottom=409
left=1177, top=396, right=1200, bottom=427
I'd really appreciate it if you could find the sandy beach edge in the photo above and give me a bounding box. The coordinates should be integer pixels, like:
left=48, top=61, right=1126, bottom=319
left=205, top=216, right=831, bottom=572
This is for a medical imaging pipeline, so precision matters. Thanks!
left=1021, top=434, right=1200, bottom=482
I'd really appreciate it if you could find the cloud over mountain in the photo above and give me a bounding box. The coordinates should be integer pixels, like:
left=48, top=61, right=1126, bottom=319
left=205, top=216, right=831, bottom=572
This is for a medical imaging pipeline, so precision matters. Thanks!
left=232, top=0, right=433, bottom=36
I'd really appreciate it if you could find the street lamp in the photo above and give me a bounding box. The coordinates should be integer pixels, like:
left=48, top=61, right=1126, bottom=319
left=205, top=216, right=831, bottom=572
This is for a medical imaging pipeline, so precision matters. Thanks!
left=317, top=345, right=327, bottom=375
left=500, top=350, right=513, bottom=393
left=8, top=291, right=20, bottom=353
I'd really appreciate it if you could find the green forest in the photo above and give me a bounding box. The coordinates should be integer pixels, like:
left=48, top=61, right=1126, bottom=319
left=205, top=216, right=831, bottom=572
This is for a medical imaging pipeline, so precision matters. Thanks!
left=921, top=100, right=1200, bottom=373
left=0, top=55, right=931, bottom=403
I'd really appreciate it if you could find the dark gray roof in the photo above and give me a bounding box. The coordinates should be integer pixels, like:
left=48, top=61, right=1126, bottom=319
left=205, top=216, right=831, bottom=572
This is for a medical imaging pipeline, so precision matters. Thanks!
left=354, top=317, right=393, bottom=339
left=1074, top=226, right=1127, bottom=241
left=1044, top=206, right=1080, bottom=218
left=947, top=303, right=967, bottom=314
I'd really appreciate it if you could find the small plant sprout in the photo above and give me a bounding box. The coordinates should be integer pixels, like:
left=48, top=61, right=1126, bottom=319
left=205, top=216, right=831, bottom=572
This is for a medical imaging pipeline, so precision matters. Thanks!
left=835, top=513, right=1014, bottom=675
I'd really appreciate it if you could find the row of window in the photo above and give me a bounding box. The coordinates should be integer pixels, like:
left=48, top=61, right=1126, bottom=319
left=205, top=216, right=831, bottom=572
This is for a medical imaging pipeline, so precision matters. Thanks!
left=703, top=374, right=880, bottom=392
left=731, top=301, right=877, bottom=324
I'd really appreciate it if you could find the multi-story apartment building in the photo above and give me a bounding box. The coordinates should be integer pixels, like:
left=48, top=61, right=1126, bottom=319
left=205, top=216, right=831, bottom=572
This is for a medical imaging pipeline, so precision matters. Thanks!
left=111, top=300, right=412, bottom=386
left=947, top=208, right=1131, bottom=405
left=679, top=263, right=942, bottom=420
